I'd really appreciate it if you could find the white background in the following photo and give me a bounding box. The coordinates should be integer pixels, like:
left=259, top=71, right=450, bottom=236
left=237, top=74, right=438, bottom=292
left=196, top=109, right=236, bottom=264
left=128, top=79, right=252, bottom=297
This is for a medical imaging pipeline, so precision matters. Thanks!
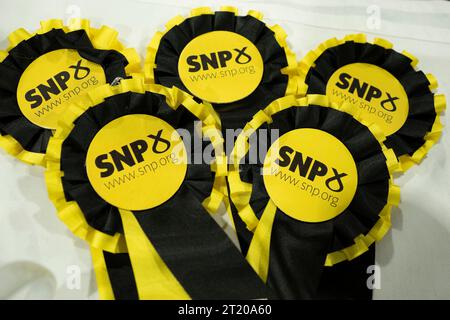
left=0, top=0, right=449, bottom=299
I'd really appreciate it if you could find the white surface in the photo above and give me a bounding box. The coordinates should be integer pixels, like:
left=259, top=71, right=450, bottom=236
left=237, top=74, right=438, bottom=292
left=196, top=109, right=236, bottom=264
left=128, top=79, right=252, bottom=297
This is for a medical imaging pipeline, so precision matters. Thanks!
left=0, top=0, right=449, bottom=299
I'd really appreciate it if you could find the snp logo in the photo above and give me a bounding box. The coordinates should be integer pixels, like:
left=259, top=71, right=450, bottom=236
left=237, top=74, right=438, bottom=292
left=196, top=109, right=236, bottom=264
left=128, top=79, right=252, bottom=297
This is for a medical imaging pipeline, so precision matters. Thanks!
left=95, top=129, right=171, bottom=178
left=336, top=73, right=399, bottom=111
left=25, top=59, right=90, bottom=109
left=277, top=146, right=348, bottom=192
left=187, top=47, right=252, bottom=72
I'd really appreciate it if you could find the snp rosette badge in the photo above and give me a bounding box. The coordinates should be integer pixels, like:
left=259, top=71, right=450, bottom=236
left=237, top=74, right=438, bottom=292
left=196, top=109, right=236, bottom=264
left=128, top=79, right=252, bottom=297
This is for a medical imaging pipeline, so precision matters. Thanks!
left=145, top=6, right=299, bottom=131
left=298, top=34, right=445, bottom=171
left=228, top=95, right=400, bottom=299
left=0, top=19, right=140, bottom=165
left=45, top=78, right=269, bottom=300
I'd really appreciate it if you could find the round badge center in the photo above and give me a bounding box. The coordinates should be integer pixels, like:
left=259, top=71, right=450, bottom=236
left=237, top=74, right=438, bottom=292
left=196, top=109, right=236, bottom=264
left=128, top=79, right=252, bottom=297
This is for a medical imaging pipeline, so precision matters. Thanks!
left=17, top=49, right=106, bottom=129
left=86, top=114, right=188, bottom=211
left=178, top=31, right=264, bottom=104
left=263, top=128, right=358, bottom=223
left=326, top=62, right=409, bottom=136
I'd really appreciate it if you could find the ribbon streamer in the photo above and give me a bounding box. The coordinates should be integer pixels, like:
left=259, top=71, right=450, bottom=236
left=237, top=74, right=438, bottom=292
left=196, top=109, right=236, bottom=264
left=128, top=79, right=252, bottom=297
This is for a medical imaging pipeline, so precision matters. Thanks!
left=91, top=248, right=138, bottom=300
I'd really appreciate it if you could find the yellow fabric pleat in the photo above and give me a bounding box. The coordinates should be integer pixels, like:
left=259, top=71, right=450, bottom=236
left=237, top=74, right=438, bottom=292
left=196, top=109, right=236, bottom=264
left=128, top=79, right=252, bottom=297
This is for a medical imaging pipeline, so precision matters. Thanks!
left=245, top=199, right=277, bottom=283
left=118, top=209, right=190, bottom=300
left=91, top=247, right=115, bottom=300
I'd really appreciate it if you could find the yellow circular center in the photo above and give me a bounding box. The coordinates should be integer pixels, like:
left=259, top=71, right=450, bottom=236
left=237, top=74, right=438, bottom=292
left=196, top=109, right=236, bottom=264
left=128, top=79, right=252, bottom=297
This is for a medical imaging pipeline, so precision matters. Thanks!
left=263, top=128, right=358, bottom=223
left=178, top=31, right=264, bottom=104
left=86, top=114, right=187, bottom=211
left=326, top=63, right=408, bottom=136
left=17, top=49, right=106, bottom=129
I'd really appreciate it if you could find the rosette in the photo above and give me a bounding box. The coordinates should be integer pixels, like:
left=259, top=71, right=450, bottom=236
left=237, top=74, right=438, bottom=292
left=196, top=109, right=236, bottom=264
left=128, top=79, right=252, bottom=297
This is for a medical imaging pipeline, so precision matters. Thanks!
left=45, top=78, right=269, bottom=299
left=0, top=18, right=140, bottom=165
left=228, top=95, right=400, bottom=298
left=145, top=6, right=298, bottom=132
left=298, top=34, right=445, bottom=171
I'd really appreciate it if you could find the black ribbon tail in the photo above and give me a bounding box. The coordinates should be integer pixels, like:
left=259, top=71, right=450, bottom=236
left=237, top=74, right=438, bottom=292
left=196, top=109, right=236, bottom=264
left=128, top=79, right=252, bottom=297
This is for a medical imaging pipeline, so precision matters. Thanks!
left=132, top=184, right=271, bottom=299
left=102, top=251, right=139, bottom=300
left=266, top=212, right=334, bottom=299
left=316, top=246, right=375, bottom=300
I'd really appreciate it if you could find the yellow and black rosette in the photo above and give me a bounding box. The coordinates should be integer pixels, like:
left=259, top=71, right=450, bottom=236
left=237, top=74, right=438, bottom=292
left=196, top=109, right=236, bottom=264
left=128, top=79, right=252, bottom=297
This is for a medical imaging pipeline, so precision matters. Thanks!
left=228, top=95, right=400, bottom=299
left=298, top=34, right=446, bottom=171
left=145, top=6, right=298, bottom=131
left=45, top=78, right=269, bottom=299
left=0, top=19, right=141, bottom=166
